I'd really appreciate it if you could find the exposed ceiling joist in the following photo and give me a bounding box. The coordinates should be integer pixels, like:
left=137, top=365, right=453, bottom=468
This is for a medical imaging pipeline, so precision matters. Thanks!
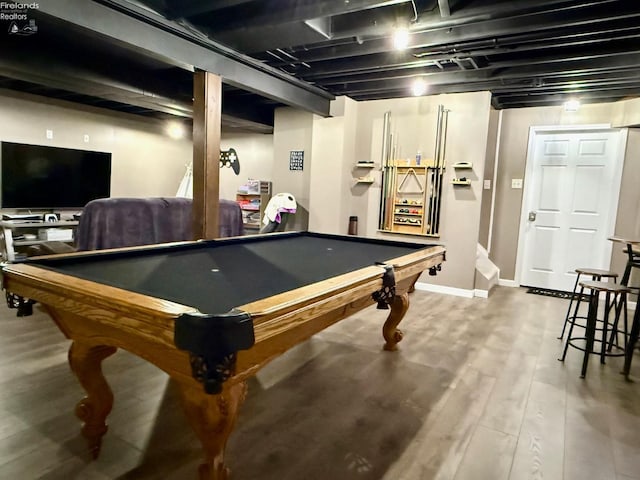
left=2, top=0, right=640, bottom=125
left=39, top=0, right=333, bottom=116
left=190, top=0, right=412, bottom=32
left=438, top=0, right=451, bottom=17
left=325, top=50, right=640, bottom=96
left=167, top=0, right=254, bottom=19
left=281, top=0, right=639, bottom=63
left=0, top=55, right=192, bottom=117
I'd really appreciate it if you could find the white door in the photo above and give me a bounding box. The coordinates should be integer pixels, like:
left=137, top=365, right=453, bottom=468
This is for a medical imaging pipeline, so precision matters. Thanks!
left=518, top=127, right=626, bottom=292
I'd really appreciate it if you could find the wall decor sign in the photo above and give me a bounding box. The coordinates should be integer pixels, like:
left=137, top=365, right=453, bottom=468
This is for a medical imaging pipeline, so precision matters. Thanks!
left=289, top=150, right=304, bottom=171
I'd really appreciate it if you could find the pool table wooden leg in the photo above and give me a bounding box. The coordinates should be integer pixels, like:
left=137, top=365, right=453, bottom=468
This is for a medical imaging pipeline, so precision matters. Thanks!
left=68, top=341, right=117, bottom=459
left=382, top=292, right=409, bottom=351
left=179, top=380, right=248, bottom=480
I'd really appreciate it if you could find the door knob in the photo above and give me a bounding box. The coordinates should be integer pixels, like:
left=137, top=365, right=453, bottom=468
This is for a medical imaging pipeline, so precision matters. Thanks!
left=528, top=211, right=537, bottom=222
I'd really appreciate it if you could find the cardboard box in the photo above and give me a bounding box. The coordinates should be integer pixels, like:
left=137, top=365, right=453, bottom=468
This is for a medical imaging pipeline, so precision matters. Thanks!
left=38, top=228, right=74, bottom=241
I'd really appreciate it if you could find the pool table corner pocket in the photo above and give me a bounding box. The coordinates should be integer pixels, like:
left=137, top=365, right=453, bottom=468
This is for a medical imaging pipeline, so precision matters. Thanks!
left=174, top=309, right=255, bottom=394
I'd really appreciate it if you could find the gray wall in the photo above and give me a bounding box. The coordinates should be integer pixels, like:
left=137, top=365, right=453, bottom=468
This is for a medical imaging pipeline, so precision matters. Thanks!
left=220, top=133, right=274, bottom=201
left=478, top=108, right=500, bottom=251
left=272, top=108, right=315, bottom=231
left=0, top=89, right=191, bottom=199
left=0, top=89, right=276, bottom=205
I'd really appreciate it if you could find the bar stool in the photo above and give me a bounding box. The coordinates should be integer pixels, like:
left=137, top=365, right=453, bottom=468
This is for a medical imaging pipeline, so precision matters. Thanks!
left=624, top=306, right=640, bottom=379
left=613, top=240, right=640, bottom=379
left=558, top=267, right=618, bottom=341
left=559, top=280, right=630, bottom=378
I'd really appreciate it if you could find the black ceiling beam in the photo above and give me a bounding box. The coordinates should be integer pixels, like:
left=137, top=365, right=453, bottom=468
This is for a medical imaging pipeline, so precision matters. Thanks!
left=1, top=65, right=275, bottom=132
left=495, top=98, right=624, bottom=108
left=237, top=0, right=591, bottom=54
left=496, top=91, right=636, bottom=105
left=332, top=68, right=640, bottom=101
left=418, top=0, right=602, bottom=27
left=319, top=47, right=640, bottom=90
left=193, top=0, right=411, bottom=32
left=167, top=0, right=255, bottom=19
left=344, top=83, right=633, bottom=109
left=491, top=79, right=640, bottom=95
left=0, top=54, right=193, bottom=118
left=322, top=0, right=579, bottom=46
left=495, top=75, right=640, bottom=92
left=297, top=44, right=607, bottom=84
left=213, top=22, right=336, bottom=55
left=282, top=0, right=638, bottom=63
left=322, top=51, right=640, bottom=96
left=263, top=16, right=640, bottom=70
left=293, top=25, right=640, bottom=81
left=39, top=0, right=333, bottom=116
left=438, top=0, right=451, bottom=17
left=344, top=71, right=640, bottom=100
left=496, top=85, right=640, bottom=101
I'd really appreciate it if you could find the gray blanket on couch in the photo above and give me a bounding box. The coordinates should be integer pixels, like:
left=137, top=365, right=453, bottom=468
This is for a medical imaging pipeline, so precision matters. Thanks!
left=76, top=197, right=243, bottom=251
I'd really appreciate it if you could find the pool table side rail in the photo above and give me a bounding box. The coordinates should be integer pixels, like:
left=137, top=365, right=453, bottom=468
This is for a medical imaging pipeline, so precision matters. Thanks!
left=3, top=263, right=195, bottom=316
left=2, top=263, right=195, bottom=340
left=1, top=263, right=205, bottom=385
left=234, top=245, right=445, bottom=381
left=245, top=245, right=445, bottom=322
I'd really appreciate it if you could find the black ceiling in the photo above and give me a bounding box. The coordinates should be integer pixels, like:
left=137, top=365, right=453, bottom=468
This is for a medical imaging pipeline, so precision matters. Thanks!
left=2, top=0, right=640, bottom=132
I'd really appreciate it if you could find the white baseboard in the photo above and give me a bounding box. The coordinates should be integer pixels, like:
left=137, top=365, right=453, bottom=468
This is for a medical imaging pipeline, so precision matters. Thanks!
left=474, top=289, right=489, bottom=298
left=414, top=282, right=474, bottom=298
left=498, top=278, right=519, bottom=287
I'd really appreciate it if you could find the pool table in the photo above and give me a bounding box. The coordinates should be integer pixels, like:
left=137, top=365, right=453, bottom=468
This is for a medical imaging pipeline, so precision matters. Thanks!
left=2, top=231, right=445, bottom=480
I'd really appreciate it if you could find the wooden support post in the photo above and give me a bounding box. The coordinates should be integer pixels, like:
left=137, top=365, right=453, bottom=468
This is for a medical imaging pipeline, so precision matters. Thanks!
left=192, top=70, right=221, bottom=240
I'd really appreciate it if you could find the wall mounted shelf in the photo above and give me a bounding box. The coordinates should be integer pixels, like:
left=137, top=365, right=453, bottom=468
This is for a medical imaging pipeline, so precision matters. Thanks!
left=451, top=179, right=472, bottom=185
left=355, top=177, right=374, bottom=184
left=452, top=162, right=473, bottom=169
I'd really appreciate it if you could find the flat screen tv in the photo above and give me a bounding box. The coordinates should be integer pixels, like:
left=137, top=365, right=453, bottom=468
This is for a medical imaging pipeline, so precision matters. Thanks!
left=0, top=142, right=112, bottom=209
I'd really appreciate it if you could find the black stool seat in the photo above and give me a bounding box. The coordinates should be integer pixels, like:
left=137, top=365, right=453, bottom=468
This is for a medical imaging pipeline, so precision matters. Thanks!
left=559, top=280, right=630, bottom=378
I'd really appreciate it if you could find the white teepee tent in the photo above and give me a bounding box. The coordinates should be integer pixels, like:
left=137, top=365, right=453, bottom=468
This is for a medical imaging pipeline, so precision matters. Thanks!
left=176, top=162, right=193, bottom=198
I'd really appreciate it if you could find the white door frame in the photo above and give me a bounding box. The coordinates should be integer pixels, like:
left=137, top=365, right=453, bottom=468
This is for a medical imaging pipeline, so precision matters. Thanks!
left=515, top=124, right=628, bottom=287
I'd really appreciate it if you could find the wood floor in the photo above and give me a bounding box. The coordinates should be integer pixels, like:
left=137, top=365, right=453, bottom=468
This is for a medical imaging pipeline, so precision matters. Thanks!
left=1, top=286, right=639, bottom=480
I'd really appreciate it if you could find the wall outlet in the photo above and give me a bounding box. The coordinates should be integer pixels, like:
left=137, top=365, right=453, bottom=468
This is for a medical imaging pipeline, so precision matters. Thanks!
left=511, top=178, right=523, bottom=189
left=83, top=134, right=90, bottom=143
left=46, top=129, right=53, bottom=139
left=484, top=179, right=491, bottom=190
